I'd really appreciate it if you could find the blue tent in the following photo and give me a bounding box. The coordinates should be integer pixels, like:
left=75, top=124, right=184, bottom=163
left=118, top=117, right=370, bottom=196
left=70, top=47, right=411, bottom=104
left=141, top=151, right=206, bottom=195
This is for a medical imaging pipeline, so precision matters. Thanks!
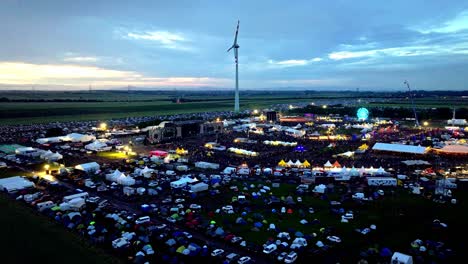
left=295, top=231, right=304, bottom=237
left=380, top=247, right=392, bottom=257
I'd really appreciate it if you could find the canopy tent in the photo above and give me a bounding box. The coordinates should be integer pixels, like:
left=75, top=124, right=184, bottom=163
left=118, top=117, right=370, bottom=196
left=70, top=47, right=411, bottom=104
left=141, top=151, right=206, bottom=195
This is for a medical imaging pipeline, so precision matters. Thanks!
left=294, top=160, right=303, bottom=167
left=350, top=167, right=359, bottom=176
left=278, top=160, right=287, bottom=167
left=324, top=160, right=332, bottom=167
left=372, top=143, right=428, bottom=154
left=150, top=150, right=168, bottom=158
left=287, top=160, right=295, bottom=166
left=302, top=160, right=311, bottom=168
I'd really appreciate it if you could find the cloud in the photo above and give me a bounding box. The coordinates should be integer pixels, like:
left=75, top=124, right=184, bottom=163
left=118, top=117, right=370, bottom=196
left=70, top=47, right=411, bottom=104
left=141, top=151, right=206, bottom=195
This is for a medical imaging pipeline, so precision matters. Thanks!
left=328, top=43, right=468, bottom=60
left=267, top=57, right=322, bottom=68
left=124, top=30, right=191, bottom=50
left=0, top=62, right=229, bottom=88
left=413, top=10, right=468, bottom=34
left=64, top=56, right=99, bottom=62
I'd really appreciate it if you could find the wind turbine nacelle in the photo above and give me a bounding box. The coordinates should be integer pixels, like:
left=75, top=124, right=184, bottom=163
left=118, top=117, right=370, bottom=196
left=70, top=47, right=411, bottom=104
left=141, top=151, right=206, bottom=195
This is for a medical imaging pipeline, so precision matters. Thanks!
left=235, top=44, right=240, bottom=48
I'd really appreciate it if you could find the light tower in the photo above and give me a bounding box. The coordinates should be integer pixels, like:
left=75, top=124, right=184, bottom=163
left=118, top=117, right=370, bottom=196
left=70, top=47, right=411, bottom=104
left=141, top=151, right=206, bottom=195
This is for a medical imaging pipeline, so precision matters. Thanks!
left=404, top=80, right=419, bottom=127
left=227, top=20, right=240, bottom=112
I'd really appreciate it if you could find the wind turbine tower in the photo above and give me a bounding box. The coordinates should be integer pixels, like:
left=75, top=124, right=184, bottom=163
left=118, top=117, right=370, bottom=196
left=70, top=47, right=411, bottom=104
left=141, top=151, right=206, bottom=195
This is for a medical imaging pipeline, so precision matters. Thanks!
left=404, top=80, right=420, bottom=127
left=227, top=20, right=240, bottom=112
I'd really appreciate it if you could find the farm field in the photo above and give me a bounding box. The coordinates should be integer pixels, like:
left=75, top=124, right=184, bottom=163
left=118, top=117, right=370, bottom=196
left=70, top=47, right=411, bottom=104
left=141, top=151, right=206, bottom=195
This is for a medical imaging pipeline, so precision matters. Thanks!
left=0, top=90, right=466, bottom=125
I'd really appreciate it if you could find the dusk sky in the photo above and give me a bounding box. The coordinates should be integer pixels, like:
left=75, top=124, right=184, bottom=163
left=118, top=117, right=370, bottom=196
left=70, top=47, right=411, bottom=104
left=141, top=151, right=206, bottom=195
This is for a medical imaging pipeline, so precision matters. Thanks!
left=1, top=0, right=468, bottom=90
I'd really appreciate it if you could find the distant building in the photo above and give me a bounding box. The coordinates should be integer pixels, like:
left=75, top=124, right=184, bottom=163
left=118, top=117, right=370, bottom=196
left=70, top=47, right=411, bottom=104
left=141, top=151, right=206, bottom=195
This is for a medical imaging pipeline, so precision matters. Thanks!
left=447, top=119, right=467, bottom=125
left=266, top=111, right=277, bottom=122
left=146, top=120, right=223, bottom=144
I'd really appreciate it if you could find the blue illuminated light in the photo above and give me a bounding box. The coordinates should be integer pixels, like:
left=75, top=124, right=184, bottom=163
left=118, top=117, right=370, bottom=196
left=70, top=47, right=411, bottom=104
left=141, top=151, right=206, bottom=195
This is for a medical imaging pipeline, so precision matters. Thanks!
left=357, top=107, right=369, bottom=121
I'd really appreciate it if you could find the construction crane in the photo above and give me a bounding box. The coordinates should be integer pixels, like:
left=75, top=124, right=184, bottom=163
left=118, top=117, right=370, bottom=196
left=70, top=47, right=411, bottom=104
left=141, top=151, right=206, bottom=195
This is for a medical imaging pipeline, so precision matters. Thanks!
left=404, top=80, right=419, bottom=127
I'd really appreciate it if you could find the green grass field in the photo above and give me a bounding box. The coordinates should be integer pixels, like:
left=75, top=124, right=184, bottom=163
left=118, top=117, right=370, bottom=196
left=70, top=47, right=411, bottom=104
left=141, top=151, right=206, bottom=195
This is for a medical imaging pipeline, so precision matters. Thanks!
left=212, top=181, right=466, bottom=260
left=0, top=194, right=122, bottom=264
left=0, top=90, right=466, bottom=125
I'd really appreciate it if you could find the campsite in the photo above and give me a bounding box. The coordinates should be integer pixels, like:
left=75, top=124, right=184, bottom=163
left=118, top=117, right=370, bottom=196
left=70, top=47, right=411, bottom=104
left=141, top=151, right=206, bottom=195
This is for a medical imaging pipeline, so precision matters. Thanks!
left=0, top=90, right=467, bottom=264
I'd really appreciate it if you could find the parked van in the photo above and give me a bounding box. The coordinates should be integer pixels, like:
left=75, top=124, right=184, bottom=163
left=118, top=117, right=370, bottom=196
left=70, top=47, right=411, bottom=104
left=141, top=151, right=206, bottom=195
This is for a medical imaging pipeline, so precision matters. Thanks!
left=284, top=252, right=298, bottom=263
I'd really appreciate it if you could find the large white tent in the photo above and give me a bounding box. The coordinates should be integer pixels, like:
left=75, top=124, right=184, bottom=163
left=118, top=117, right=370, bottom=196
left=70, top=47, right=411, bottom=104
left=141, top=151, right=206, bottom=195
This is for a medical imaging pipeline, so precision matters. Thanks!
left=372, top=143, right=427, bottom=154
left=85, top=141, right=109, bottom=151
left=0, top=176, right=35, bottom=193
left=75, top=162, right=100, bottom=173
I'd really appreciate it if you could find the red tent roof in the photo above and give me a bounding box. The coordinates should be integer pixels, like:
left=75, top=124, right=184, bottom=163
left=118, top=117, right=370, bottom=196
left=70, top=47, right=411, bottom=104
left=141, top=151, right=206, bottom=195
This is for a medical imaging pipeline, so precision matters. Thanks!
left=333, top=161, right=341, bottom=168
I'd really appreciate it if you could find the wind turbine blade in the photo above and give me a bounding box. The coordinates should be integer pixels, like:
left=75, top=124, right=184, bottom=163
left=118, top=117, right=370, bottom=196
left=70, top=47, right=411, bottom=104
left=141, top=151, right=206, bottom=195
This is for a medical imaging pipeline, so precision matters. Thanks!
left=227, top=45, right=234, bottom=52
left=233, top=20, right=239, bottom=45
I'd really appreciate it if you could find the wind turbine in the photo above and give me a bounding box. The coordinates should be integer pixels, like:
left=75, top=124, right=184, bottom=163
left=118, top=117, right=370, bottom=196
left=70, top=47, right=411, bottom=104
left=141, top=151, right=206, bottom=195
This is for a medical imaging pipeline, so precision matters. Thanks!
left=404, top=80, right=420, bottom=127
left=227, top=20, right=240, bottom=112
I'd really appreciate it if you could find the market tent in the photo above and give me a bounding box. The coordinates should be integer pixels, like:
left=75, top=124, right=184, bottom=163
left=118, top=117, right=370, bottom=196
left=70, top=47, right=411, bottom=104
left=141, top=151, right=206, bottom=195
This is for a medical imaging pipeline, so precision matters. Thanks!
left=376, top=167, right=386, bottom=175
left=287, top=160, right=294, bottom=166
left=278, top=160, right=287, bottom=167
left=302, top=160, right=311, bottom=168
left=294, top=160, right=302, bottom=167
left=350, top=167, right=359, bottom=176
left=324, top=161, right=332, bottom=167
left=333, top=161, right=341, bottom=168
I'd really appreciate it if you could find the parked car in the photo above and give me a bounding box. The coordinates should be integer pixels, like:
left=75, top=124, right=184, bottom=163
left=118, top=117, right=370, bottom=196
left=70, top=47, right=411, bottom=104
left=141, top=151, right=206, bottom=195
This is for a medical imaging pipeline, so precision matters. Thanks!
left=211, top=249, right=225, bottom=257
left=263, top=244, right=277, bottom=254
left=326, top=236, right=342, bottom=243
left=237, top=256, right=251, bottom=264
left=277, top=252, right=288, bottom=261
left=231, top=236, right=243, bottom=244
